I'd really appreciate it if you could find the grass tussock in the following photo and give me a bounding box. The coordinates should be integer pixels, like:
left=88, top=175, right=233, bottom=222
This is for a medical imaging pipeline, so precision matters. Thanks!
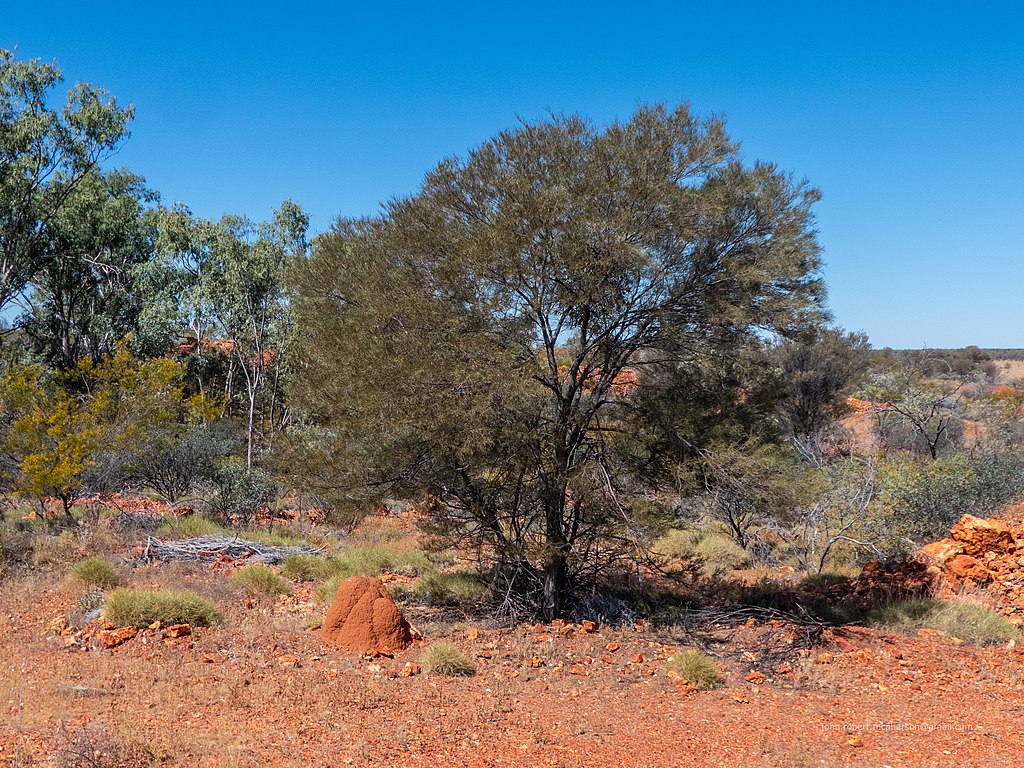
left=314, top=545, right=436, bottom=602
left=653, top=528, right=751, bottom=577
left=280, top=553, right=339, bottom=582
left=414, top=570, right=488, bottom=605
left=664, top=650, right=724, bottom=690
left=104, top=588, right=223, bottom=628
left=421, top=641, right=476, bottom=676
left=868, top=598, right=1019, bottom=646
left=67, top=556, right=120, bottom=589
left=230, top=564, right=292, bottom=596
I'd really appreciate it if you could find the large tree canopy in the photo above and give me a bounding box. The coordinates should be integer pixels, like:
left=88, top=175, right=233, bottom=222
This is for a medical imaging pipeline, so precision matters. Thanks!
left=291, top=105, right=825, bottom=617
left=0, top=49, right=133, bottom=316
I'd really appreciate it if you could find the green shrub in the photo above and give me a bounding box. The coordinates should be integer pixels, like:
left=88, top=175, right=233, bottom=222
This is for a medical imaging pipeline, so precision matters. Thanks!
left=212, top=460, right=278, bottom=527
left=421, top=642, right=476, bottom=676
left=664, top=650, right=724, bottom=690
left=415, top=571, right=488, bottom=605
left=280, top=553, right=340, bottom=582
left=868, top=598, right=1019, bottom=645
left=652, top=528, right=702, bottom=560
left=67, top=556, right=120, bottom=589
left=231, top=564, right=292, bottom=596
left=155, top=515, right=224, bottom=539
left=104, top=589, right=223, bottom=627
left=693, top=533, right=752, bottom=576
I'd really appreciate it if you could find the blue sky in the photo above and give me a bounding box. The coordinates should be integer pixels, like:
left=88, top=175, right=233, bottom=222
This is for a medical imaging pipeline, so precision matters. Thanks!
left=5, top=2, right=1022, bottom=348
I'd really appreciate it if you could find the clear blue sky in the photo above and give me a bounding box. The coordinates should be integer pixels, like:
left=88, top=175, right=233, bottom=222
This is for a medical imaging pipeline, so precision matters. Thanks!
left=5, top=1, right=1022, bottom=348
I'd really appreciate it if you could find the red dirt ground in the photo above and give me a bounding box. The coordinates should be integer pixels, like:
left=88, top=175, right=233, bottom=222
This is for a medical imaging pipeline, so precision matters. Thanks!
left=3, top=568, right=1024, bottom=768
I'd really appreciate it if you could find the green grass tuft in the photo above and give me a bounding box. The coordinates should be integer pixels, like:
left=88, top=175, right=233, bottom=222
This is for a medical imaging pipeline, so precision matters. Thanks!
left=67, top=556, right=120, bottom=589
left=664, top=650, right=724, bottom=690
left=231, top=564, right=292, bottom=596
left=414, top=571, right=488, bottom=605
left=421, top=642, right=476, bottom=676
left=314, top=546, right=436, bottom=602
left=868, top=598, right=1019, bottom=646
left=280, top=553, right=339, bottom=582
left=104, top=588, right=223, bottom=627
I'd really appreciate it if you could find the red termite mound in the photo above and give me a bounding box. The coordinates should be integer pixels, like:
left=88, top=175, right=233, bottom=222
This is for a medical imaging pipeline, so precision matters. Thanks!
left=321, top=576, right=413, bottom=654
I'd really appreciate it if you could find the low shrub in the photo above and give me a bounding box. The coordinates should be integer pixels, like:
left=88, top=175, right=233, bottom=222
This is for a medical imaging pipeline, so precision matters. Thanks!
left=868, top=598, right=1018, bottom=645
left=693, top=533, right=752, bottom=576
left=664, top=650, right=724, bottom=690
left=415, top=571, right=488, bottom=605
left=67, top=556, right=120, bottom=589
left=231, top=564, right=292, bottom=596
left=104, top=588, right=223, bottom=627
left=31, top=530, right=85, bottom=567
left=421, top=642, right=476, bottom=676
left=155, top=515, right=224, bottom=539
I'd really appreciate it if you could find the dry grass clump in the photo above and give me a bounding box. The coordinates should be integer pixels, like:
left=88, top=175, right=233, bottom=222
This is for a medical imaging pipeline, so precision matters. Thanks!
left=230, top=564, right=292, bottom=596
left=104, top=588, right=223, bottom=627
left=421, top=642, right=476, bottom=676
left=53, top=722, right=166, bottom=768
left=67, top=556, right=120, bottom=589
left=868, top=598, right=1019, bottom=646
left=664, top=650, right=724, bottom=690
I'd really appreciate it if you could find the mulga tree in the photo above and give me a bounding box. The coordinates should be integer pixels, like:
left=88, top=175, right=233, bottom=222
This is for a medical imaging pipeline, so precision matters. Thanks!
left=291, top=105, right=825, bottom=618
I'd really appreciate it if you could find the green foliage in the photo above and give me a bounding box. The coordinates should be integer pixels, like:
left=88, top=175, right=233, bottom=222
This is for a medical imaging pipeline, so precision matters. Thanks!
left=67, top=556, right=120, bottom=589
left=104, top=588, right=223, bottom=627
left=693, top=534, right=753, bottom=576
left=291, top=104, right=825, bottom=617
left=771, top=327, right=871, bottom=438
left=133, top=421, right=236, bottom=505
left=212, top=459, right=277, bottom=526
left=280, top=554, right=339, bottom=582
left=0, top=48, right=133, bottom=316
left=421, top=642, right=476, bottom=676
left=874, top=452, right=1024, bottom=550
left=230, top=564, right=292, bottom=596
left=155, top=515, right=224, bottom=539
left=0, top=348, right=185, bottom=513
left=314, top=546, right=436, bottom=602
left=664, top=650, right=724, bottom=689
left=868, top=598, right=1019, bottom=646
left=415, top=571, right=488, bottom=605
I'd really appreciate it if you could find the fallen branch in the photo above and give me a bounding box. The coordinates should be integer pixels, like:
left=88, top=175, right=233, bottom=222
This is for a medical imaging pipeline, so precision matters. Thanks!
left=141, top=535, right=322, bottom=565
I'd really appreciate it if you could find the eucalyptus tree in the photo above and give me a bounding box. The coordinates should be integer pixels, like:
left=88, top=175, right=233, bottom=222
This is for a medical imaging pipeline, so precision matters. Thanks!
left=292, top=105, right=825, bottom=618
left=0, top=49, right=133, bottom=316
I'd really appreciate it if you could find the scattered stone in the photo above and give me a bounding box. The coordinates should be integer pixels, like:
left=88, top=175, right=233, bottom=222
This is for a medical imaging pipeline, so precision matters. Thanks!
left=99, top=626, right=137, bottom=649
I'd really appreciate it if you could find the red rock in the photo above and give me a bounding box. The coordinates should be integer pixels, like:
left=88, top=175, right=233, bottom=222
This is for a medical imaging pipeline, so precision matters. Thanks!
left=580, top=620, right=597, bottom=633
left=99, top=627, right=137, bottom=649
left=916, top=539, right=964, bottom=567
left=946, top=554, right=992, bottom=583
left=162, top=624, right=192, bottom=639
left=321, top=576, right=413, bottom=655
left=277, top=654, right=300, bottom=667
left=950, top=515, right=1015, bottom=557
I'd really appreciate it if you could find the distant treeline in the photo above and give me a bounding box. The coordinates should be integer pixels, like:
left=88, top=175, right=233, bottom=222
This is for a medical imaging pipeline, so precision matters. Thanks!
left=873, top=346, right=1024, bottom=377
